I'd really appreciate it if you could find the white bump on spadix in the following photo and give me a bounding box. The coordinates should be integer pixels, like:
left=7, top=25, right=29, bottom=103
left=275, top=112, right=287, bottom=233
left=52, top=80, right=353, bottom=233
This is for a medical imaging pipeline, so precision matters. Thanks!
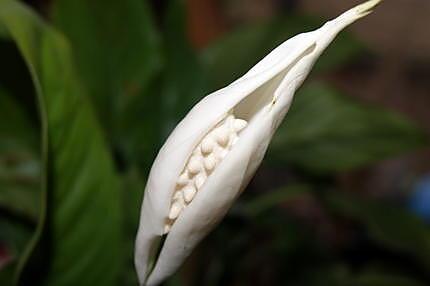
left=165, top=114, right=248, bottom=233
left=195, top=174, right=206, bottom=189
left=183, top=186, right=197, bottom=203
left=215, top=127, right=230, bottom=146
left=163, top=224, right=171, bottom=234
left=233, top=119, right=248, bottom=132
left=168, top=202, right=182, bottom=219
left=177, top=173, right=188, bottom=186
left=173, top=191, right=183, bottom=201
left=204, top=154, right=216, bottom=172
left=200, top=137, right=214, bottom=155
left=187, top=157, right=202, bottom=175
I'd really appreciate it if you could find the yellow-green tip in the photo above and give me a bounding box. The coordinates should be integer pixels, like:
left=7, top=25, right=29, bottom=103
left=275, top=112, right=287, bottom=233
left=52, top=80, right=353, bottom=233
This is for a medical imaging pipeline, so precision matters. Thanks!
left=354, top=0, right=383, bottom=17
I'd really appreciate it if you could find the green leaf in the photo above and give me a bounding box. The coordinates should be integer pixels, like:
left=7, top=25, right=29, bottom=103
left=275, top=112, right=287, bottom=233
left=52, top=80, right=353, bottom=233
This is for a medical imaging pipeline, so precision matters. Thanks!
left=51, top=0, right=162, bottom=134
left=328, top=193, right=430, bottom=269
left=0, top=22, right=7, bottom=38
left=0, top=1, right=122, bottom=285
left=159, top=0, right=209, bottom=134
left=201, top=14, right=365, bottom=89
left=117, top=77, right=165, bottom=172
left=118, top=0, right=210, bottom=171
left=269, top=82, right=428, bottom=173
left=242, top=184, right=311, bottom=217
left=120, top=168, right=146, bottom=286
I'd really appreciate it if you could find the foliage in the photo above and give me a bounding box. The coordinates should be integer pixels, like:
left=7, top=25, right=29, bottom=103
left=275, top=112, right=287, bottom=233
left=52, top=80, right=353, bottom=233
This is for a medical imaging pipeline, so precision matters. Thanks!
left=0, top=0, right=428, bottom=285
left=269, top=82, right=427, bottom=173
left=0, top=1, right=121, bottom=285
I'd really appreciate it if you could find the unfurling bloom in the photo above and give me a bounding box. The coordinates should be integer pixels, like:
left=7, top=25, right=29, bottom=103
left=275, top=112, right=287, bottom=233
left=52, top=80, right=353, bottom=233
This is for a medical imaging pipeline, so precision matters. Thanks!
left=135, top=1, right=382, bottom=285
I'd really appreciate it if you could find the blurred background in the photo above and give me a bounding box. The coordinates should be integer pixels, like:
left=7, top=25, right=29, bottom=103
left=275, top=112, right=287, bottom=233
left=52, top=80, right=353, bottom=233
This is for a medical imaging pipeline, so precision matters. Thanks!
left=0, top=0, right=429, bottom=285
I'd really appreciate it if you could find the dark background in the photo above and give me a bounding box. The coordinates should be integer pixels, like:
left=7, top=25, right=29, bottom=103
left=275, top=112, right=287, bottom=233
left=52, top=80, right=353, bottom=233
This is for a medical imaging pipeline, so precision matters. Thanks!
left=0, top=0, right=429, bottom=285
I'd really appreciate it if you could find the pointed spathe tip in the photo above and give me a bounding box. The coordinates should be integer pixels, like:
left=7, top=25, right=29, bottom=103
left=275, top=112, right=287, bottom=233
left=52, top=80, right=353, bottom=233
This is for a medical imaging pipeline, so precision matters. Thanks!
left=354, top=0, right=383, bottom=17
left=327, top=0, right=383, bottom=33
left=348, top=0, right=383, bottom=22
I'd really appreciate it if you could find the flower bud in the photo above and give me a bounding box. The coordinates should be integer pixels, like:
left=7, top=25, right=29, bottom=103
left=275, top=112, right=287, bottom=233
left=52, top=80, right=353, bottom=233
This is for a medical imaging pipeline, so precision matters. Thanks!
left=135, top=1, right=382, bottom=285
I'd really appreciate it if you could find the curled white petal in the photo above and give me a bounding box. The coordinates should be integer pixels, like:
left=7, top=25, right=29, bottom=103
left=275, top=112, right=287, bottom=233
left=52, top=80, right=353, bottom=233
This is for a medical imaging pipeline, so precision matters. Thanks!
left=135, top=1, right=382, bottom=285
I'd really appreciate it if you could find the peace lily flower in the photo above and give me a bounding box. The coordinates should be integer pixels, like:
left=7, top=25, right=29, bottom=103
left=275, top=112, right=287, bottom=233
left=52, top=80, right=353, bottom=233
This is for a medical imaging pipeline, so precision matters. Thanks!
left=135, top=0, right=382, bottom=285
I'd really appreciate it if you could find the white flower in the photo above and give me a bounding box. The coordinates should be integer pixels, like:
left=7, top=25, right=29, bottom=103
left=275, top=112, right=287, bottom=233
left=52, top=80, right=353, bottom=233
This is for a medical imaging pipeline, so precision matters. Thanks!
left=135, top=1, right=382, bottom=285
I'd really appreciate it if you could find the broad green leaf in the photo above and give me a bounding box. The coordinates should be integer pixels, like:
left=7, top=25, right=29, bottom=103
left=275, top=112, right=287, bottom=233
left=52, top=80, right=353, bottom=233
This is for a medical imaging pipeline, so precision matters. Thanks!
left=269, top=82, right=428, bottom=173
left=51, top=0, right=162, bottom=134
left=0, top=1, right=122, bottom=285
left=201, top=14, right=365, bottom=89
left=327, top=193, right=430, bottom=269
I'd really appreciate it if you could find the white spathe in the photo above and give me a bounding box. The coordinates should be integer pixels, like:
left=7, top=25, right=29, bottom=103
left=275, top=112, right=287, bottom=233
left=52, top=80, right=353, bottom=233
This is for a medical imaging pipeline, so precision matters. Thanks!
left=135, top=1, right=382, bottom=285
